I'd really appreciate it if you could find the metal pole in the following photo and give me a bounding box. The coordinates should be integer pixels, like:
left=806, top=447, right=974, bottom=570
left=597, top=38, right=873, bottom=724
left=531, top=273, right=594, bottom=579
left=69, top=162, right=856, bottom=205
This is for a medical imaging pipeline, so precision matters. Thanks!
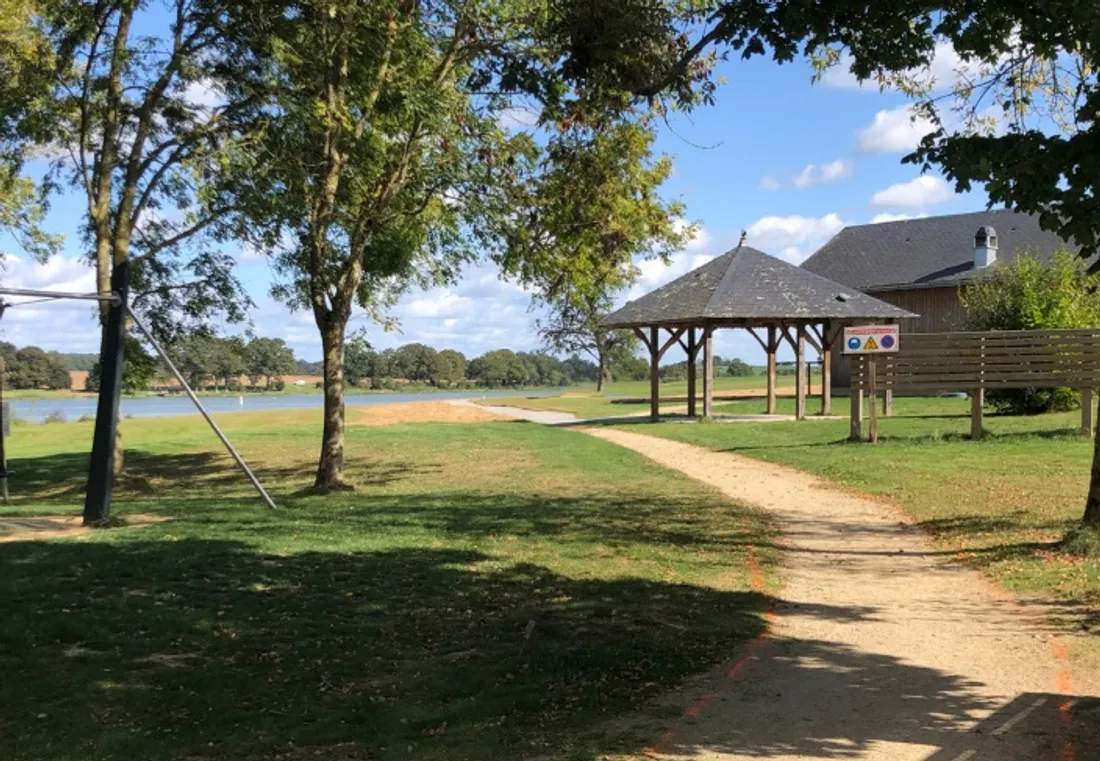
left=0, top=357, right=7, bottom=503
left=0, top=287, right=119, bottom=303
left=125, top=306, right=277, bottom=510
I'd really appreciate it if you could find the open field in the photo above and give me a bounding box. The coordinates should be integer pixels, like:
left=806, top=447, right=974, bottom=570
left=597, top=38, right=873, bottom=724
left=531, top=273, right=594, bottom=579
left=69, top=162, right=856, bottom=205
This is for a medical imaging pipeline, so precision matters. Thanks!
left=483, top=376, right=811, bottom=419
left=604, top=396, right=1100, bottom=636
left=0, top=410, right=777, bottom=761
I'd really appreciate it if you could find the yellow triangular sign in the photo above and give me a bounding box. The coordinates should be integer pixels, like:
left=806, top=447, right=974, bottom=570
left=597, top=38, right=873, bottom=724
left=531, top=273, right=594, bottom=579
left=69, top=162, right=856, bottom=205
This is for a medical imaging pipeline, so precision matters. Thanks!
left=864, top=336, right=879, bottom=350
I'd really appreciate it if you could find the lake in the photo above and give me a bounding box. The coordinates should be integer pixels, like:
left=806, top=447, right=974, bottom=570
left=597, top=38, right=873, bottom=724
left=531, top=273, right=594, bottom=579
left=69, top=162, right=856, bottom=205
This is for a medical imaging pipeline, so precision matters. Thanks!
left=10, top=389, right=560, bottom=424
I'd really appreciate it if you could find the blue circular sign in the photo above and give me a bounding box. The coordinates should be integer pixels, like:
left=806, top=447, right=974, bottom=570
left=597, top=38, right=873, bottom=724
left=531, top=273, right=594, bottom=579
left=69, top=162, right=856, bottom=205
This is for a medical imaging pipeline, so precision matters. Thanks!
left=881, top=334, right=895, bottom=349
left=847, top=337, right=862, bottom=350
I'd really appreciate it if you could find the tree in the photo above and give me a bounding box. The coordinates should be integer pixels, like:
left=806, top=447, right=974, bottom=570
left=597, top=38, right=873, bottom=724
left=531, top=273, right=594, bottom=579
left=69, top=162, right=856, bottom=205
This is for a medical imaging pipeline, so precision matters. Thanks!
left=343, top=336, right=377, bottom=388
left=436, top=349, right=467, bottom=387
left=523, top=118, right=691, bottom=392
left=961, top=252, right=1100, bottom=414
left=222, top=0, right=527, bottom=490
left=85, top=337, right=157, bottom=394
left=467, top=349, right=528, bottom=387
left=727, top=358, right=755, bottom=377
left=246, top=337, right=296, bottom=389
left=0, top=0, right=63, bottom=261
left=9, top=0, right=267, bottom=339
left=8, top=345, right=69, bottom=389
left=211, top=337, right=247, bottom=391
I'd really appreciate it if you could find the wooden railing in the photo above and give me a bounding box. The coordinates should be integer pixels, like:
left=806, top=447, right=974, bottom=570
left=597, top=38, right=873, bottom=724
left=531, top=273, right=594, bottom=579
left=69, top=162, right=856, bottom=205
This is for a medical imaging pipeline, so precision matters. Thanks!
left=852, top=329, right=1100, bottom=441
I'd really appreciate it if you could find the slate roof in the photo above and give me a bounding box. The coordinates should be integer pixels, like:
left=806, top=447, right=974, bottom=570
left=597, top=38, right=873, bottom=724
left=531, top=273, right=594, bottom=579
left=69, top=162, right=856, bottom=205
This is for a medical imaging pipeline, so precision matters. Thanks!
left=601, top=246, right=916, bottom=329
left=801, top=209, right=1075, bottom=292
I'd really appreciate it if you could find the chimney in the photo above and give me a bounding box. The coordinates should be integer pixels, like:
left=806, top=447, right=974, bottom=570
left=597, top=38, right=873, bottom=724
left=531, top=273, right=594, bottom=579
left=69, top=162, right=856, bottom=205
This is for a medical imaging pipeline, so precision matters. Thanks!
left=974, top=225, right=998, bottom=268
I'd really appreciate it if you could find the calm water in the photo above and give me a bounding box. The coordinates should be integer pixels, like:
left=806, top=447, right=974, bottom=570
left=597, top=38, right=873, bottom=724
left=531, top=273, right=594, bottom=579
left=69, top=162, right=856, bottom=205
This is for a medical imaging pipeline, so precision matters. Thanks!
left=10, top=389, right=561, bottom=424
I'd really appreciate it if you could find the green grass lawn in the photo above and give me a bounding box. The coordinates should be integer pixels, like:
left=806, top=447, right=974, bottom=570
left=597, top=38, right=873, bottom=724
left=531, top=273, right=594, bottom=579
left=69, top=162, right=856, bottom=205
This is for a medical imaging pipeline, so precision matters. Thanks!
left=608, top=395, right=1100, bottom=637
left=0, top=411, right=778, bottom=761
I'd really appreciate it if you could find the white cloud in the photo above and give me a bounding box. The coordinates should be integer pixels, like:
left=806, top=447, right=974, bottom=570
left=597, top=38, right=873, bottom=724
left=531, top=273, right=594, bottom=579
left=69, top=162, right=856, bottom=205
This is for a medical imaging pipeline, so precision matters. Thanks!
left=183, top=78, right=224, bottom=110
left=403, top=289, right=474, bottom=319
left=0, top=254, right=99, bottom=351
left=869, top=212, right=928, bottom=224
left=745, top=213, right=846, bottom=251
left=793, top=158, right=853, bottom=189
left=672, top=218, right=711, bottom=251
left=497, top=106, right=540, bottom=131
left=857, top=105, right=936, bottom=153
left=758, top=175, right=781, bottom=191
left=819, top=42, right=982, bottom=93
left=744, top=213, right=848, bottom=266
left=870, top=176, right=953, bottom=209
left=761, top=159, right=853, bottom=191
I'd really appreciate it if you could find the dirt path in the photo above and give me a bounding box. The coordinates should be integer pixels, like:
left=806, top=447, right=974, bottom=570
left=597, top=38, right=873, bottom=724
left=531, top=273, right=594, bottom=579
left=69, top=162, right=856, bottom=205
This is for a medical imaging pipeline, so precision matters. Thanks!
left=576, top=427, right=1100, bottom=761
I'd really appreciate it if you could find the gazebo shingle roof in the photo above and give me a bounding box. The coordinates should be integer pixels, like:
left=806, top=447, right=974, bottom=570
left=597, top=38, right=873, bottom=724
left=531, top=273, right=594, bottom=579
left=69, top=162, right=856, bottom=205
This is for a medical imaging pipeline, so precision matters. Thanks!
left=601, top=246, right=916, bottom=329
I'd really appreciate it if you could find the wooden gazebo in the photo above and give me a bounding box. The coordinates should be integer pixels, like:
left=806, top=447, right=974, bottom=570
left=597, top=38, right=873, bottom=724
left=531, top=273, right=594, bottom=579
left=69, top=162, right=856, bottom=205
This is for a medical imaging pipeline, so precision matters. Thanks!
left=601, top=245, right=917, bottom=421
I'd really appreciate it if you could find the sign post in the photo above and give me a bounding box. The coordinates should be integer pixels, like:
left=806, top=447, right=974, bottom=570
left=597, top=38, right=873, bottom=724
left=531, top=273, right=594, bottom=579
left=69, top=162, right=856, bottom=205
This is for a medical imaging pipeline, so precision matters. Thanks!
left=844, top=325, right=899, bottom=442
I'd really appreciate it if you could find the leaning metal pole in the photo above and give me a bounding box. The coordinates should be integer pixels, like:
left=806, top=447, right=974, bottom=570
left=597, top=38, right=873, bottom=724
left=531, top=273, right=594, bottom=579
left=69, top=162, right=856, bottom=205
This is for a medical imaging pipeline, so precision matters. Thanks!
left=124, top=306, right=277, bottom=510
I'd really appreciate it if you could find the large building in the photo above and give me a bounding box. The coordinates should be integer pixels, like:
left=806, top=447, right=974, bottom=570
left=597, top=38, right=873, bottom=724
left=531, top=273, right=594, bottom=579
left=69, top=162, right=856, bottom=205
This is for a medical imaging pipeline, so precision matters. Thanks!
left=801, top=209, right=1077, bottom=386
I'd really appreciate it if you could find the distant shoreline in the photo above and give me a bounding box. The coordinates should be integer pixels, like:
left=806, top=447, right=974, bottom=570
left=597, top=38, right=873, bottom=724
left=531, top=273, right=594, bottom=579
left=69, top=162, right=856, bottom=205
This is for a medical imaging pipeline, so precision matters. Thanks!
left=3, top=384, right=569, bottom=401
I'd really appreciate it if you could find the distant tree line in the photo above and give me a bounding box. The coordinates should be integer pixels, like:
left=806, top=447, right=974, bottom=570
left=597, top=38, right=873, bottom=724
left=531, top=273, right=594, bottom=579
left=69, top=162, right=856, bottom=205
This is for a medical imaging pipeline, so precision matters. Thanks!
left=657, top=357, right=758, bottom=382
left=0, top=342, right=71, bottom=390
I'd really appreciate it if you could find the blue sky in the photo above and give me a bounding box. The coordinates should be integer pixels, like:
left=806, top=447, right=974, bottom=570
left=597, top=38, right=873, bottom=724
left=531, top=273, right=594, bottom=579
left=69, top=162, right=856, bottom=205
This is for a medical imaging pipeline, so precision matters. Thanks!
left=2, top=45, right=987, bottom=365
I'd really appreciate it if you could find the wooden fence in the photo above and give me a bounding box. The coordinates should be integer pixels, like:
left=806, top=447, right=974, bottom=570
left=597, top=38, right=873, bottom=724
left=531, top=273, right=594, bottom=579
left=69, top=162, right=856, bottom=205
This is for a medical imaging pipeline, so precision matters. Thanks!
left=851, top=328, right=1100, bottom=441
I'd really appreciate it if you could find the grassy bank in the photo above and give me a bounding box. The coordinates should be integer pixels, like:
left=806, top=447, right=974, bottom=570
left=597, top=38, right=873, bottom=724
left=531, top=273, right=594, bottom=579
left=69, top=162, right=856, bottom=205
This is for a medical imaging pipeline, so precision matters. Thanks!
left=607, top=396, right=1100, bottom=637
left=483, top=376, right=791, bottom=419
left=0, top=411, right=778, bottom=760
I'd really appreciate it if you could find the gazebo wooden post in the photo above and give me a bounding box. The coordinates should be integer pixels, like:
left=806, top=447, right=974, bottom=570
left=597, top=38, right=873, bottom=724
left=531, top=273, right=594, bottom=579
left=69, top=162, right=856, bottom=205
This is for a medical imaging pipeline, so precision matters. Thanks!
left=820, top=321, right=833, bottom=416
left=686, top=328, right=697, bottom=417
left=766, top=326, right=777, bottom=415
left=702, top=326, right=714, bottom=419
left=649, top=326, right=660, bottom=421
left=795, top=323, right=807, bottom=420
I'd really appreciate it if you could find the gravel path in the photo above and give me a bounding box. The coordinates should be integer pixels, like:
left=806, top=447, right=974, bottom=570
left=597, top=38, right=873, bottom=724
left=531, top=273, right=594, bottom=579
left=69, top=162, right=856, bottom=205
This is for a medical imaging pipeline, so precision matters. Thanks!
left=580, top=428, right=1100, bottom=761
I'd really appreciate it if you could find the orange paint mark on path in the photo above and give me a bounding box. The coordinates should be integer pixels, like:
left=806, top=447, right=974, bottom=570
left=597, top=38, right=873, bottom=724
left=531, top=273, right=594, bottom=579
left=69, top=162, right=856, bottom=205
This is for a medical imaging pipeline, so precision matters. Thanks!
left=1050, top=637, right=1076, bottom=761
left=642, top=543, right=775, bottom=758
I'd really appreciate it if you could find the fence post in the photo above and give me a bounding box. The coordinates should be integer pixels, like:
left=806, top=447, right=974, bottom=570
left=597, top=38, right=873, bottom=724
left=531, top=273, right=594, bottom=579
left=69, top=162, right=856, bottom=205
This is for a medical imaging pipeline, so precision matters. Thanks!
left=970, top=389, right=984, bottom=440
left=868, top=359, right=879, bottom=443
left=849, top=356, right=864, bottom=441
left=1083, top=387, right=1094, bottom=437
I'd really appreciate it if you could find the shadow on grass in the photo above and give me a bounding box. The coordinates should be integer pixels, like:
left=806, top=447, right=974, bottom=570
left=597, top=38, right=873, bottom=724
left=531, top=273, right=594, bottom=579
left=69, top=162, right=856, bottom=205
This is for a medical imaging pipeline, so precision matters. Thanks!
left=2, top=538, right=1074, bottom=761
left=0, top=539, right=777, bottom=761
left=6, top=450, right=439, bottom=505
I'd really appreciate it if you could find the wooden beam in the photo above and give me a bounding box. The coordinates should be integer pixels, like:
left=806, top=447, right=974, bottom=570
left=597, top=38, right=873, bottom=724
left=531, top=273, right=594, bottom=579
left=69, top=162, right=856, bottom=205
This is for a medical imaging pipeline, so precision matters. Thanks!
left=633, top=327, right=652, bottom=353
left=795, top=324, right=807, bottom=421
left=1084, top=387, right=1095, bottom=437
left=803, top=325, right=822, bottom=354
left=745, top=327, right=769, bottom=353
left=868, top=359, right=879, bottom=442
left=686, top=328, right=697, bottom=417
left=766, top=326, right=777, bottom=415
left=821, top=322, right=832, bottom=416
left=649, top=326, right=660, bottom=422
left=703, top=327, right=714, bottom=419
left=656, top=327, right=687, bottom=361
left=849, top=357, right=864, bottom=441
left=970, top=388, right=984, bottom=440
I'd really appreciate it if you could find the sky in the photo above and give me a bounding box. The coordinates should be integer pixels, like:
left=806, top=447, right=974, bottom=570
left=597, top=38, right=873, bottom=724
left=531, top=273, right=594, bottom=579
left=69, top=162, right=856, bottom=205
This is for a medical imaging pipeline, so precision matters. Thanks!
left=0, top=44, right=989, bottom=366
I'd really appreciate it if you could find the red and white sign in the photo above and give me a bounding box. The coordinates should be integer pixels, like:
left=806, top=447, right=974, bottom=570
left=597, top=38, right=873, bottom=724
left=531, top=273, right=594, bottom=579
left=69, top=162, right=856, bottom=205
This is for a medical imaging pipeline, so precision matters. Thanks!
left=842, top=325, right=899, bottom=354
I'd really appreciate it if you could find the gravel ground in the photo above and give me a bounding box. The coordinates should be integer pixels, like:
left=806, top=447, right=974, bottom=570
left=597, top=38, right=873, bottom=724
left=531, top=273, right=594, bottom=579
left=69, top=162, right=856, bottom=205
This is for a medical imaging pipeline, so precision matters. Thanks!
left=577, top=428, right=1100, bottom=761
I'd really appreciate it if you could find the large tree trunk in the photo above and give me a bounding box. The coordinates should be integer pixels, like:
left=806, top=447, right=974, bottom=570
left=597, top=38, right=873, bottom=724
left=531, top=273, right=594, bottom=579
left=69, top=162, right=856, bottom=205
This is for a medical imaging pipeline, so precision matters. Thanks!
left=596, top=349, right=609, bottom=393
left=1083, top=434, right=1100, bottom=527
left=315, top=322, right=350, bottom=491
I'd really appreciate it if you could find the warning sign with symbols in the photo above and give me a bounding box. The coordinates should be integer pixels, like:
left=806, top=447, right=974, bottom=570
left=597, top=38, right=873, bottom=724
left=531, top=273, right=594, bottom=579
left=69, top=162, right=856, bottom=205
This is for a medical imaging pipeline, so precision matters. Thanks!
left=842, top=325, right=900, bottom=354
